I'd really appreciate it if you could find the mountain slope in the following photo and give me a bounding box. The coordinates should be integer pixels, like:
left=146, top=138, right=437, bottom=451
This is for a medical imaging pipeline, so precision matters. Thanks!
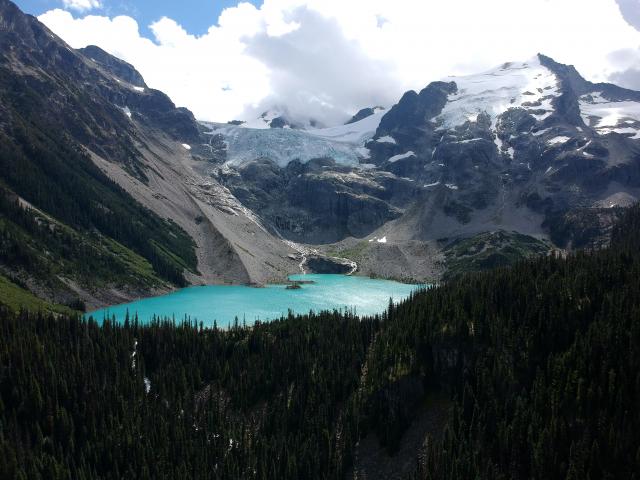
left=0, top=0, right=300, bottom=307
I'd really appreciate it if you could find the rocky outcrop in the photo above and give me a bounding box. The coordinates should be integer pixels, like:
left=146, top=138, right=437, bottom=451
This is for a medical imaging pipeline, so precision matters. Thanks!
left=346, top=106, right=383, bottom=124
left=304, top=255, right=354, bottom=274
left=377, top=81, right=457, bottom=137
left=79, top=45, right=146, bottom=88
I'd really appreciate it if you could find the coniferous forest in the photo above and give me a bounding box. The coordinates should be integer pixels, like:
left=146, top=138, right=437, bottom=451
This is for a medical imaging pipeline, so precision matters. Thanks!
left=1, top=206, right=640, bottom=479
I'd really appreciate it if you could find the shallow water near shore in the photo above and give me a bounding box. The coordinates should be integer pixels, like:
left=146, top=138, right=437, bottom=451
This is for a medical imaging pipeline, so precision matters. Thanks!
left=87, top=274, right=425, bottom=327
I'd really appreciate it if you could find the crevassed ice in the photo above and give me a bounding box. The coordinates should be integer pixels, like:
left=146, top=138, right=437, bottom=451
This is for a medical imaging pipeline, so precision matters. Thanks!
left=209, top=110, right=384, bottom=167
left=213, top=125, right=361, bottom=167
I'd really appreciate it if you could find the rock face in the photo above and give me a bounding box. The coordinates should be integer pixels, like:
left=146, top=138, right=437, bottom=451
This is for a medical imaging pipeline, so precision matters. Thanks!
left=213, top=158, right=415, bottom=243
left=304, top=255, right=354, bottom=274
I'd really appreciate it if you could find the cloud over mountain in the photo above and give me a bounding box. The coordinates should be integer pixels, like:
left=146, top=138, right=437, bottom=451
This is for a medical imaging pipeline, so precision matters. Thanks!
left=40, top=0, right=640, bottom=123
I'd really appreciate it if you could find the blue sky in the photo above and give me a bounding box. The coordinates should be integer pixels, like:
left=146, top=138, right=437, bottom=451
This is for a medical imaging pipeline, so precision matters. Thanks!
left=14, top=0, right=261, bottom=37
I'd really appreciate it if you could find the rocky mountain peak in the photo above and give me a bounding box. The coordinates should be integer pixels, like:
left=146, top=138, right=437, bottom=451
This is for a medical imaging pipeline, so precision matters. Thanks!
left=345, top=106, right=385, bottom=125
left=1, top=0, right=201, bottom=151
left=79, top=45, right=147, bottom=89
left=377, top=81, right=457, bottom=138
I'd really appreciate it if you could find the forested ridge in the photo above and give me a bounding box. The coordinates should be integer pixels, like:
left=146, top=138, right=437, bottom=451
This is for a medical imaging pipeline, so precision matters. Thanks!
left=1, top=207, right=639, bottom=479
left=362, top=206, right=640, bottom=479
left=0, top=66, right=198, bottom=294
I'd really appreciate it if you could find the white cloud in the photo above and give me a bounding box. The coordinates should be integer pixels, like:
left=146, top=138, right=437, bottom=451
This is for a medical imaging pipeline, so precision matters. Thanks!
left=615, top=0, right=640, bottom=31
left=61, top=0, right=102, bottom=12
left=39, top=0, right=640, bottom=124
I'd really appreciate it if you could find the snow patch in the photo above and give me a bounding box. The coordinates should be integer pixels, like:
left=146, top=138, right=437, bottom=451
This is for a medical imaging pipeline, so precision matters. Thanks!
left=122, top=106, right=132, bottom=119
left=388, top=151, right=416, bottom=163
left=580, top=92, right=640, bottom=138
left=597, top=126, right=640, bottom=139
left=547, top=136, right=571, bottom=145
left=424, top=181, right=440, bottom=188
left=376, top=135, right=396, bottom=144
left=181, top=143, right=192, bottom=150
left=445, top=183, right=459, bottom=190
left=133, top=86, right=145, bottom=92
left=531, top=111, right=552, bottom=121
left=369, top=236, right=388, bottom=243
left=533, top=128, right=552, bottom=136
left=309, top=110, right=384, bottom=145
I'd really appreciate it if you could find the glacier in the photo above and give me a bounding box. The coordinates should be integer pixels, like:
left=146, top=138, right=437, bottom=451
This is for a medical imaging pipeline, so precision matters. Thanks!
left=203, top=110, right=384, bottom=168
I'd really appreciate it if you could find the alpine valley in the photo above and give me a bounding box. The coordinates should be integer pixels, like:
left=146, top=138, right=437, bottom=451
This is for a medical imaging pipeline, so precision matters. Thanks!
left=1, top=0, right=640, bottom=309
left=2, top=1, right=640, bottom=479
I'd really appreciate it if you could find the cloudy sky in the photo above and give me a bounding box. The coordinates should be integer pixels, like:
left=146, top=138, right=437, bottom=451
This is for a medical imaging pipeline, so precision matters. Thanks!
left=14, top=0, right=640, bottom=124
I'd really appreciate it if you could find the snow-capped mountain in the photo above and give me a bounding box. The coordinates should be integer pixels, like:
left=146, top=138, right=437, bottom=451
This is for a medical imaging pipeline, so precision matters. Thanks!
left=213, top=55, right=639, bottom=173
left=366, top=53, right=640, bottom=193
left=3, top=0, right=639, bottom=288
left=191, top=54, right=640, bottom=271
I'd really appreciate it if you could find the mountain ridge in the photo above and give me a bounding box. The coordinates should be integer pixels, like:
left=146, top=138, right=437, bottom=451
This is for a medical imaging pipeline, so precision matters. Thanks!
left=0, top=0, right=301, bottom=309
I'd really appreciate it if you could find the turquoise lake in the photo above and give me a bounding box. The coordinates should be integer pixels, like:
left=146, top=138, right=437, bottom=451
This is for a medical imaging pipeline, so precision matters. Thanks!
left=88, top=274, right=424, bottom=327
